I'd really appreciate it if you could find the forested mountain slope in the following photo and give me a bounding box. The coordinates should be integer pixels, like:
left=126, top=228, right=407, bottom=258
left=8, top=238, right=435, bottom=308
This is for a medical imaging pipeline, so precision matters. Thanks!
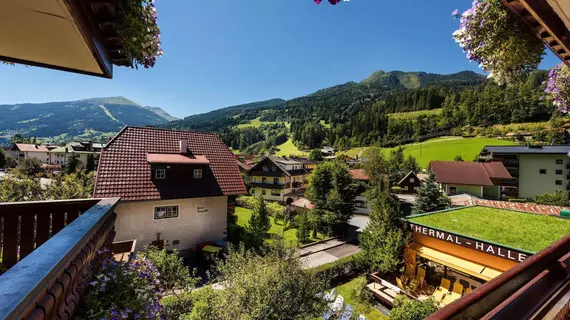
left=0, top=97, right=175, bottom=142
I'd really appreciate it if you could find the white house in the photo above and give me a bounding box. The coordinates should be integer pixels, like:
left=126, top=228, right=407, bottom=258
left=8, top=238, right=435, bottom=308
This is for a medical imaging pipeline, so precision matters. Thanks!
left=8, top=143, right=50, bottom=164
left=93, top=126, right=246, bottom=252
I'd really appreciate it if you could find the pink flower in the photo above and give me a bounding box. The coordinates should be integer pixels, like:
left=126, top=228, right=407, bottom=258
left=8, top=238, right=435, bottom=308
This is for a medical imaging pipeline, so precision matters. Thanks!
left=314, top=0, right=322, bottom=3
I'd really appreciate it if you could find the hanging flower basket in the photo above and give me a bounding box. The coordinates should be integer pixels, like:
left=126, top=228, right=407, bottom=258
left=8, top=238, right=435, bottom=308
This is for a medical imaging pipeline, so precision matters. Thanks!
left=452, top=0, right=544, bottom=84
left=314, top=0, right=341, bottom=5
left=115, top=0, right=163, bottom=69
left=545, top=63, right=570, bottom=113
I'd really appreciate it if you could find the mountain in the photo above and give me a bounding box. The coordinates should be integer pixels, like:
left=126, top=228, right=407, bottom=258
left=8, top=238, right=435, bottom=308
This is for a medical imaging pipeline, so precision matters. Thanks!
left=0, top=96, right=174, bottom=142
left=143, top=106, right=178, bottom=122
left=361, top=70, right=485, bottom=89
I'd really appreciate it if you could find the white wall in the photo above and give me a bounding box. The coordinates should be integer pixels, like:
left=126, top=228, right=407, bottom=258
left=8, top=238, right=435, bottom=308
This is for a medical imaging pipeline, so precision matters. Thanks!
left=519, top=154, right=568, bottom=199
left=114, top=196, right=228, bottom=252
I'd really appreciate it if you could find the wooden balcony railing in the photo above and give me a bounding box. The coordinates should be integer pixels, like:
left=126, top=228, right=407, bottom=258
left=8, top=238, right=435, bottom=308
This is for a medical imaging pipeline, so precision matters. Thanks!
left=0, top=197, right=120, bottom=319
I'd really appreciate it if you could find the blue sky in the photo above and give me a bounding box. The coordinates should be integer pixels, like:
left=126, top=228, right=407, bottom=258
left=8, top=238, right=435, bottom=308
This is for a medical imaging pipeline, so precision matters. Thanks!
left=0, top=0, right=561, bottom=118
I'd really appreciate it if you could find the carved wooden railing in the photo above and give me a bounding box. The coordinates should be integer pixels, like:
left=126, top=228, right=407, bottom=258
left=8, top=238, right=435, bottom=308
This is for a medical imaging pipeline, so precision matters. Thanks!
left=0, top=197, right=120, bottom=319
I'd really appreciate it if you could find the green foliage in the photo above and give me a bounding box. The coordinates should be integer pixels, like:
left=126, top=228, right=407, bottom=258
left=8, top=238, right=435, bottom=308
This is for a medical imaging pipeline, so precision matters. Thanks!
left=4, top=156, right=17, bottom=169
left=78, top=250, right=163, bottom=320
left=0, top=175, right=46, bottom=202
left=295, top=211, right=310, bottom=243
left=390, top=296, right=439, bottom=320
left=307, top=160, right=356, bottom=235
left=0, top=148, right=5, bottom=169
left=237, top=196, right=285, bottom=218
left=204, top=242, right=328, bottom=320
left=312, top=253, right=365, bottom=283
left=64, top=153, right=82, bottom=174
left=412, top=171, right=450, bottom=214
left=454, top=155, right=464, bottom=161
left=535, top=191, right=570, bottom=206
left=187, top=287, right=218, bottom=320
left=15, top=158, right=43, bottom=177
left=246, top=196, right=272, bottom=248
left=86, top=153, right=95, bottom=172
left=360, top=186, right=408, bottom=274
left=140, top=246, right=198, bottom=292
left=308, top=149, right=324, bottom=161
left=0, top=170, right=94, bottom=202
left=352, top=276, right=374, bottom=305
left=45, top=169, right=95, bottom=199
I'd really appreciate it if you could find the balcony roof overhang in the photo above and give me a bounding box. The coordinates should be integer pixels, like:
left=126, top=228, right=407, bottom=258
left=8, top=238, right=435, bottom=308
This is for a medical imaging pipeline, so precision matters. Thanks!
left=502, top=0, right=570, bottom=66
left=0, top=0, right=133, bottom=78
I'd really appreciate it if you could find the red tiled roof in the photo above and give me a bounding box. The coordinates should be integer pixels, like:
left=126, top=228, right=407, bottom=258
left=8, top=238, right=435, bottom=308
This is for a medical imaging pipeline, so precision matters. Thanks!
left=454, top=197, right=568, bottom=216
left=93, top=126, right=246, bottom=201
left=291, top=197, right=315, bottom=210
left=430, top=161, right=512, bottom=187
left=147, top=154, right=210, bottom=164
left=236, top=160, right=251, bottom=171
left=14, top=143, right=49, bottom=152
left=349, top=169, right=369, bottom=181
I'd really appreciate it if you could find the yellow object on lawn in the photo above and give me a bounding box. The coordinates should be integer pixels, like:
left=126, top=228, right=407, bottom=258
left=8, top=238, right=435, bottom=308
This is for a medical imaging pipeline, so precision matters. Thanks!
left=203, top=245, right=222, bottom=254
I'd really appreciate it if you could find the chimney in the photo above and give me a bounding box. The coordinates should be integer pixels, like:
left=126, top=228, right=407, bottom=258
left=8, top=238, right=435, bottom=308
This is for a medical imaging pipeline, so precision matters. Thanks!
left=179, top=139, right=188, bottom=154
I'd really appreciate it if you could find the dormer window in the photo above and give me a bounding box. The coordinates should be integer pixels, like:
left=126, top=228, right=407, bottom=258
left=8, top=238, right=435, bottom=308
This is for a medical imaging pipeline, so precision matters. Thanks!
left=271, top=166, right=277, bottom=172
left=155, top=169, right=166, bottom=179
left=194, top=169, right=203, bottom=179
left=263, top=166, right=269, bottom=172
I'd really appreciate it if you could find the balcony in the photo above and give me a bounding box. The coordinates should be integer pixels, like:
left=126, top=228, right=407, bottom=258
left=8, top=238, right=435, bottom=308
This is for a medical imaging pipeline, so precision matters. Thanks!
left=250, top=182, right=289, bottom=189
left=0, top=198, right=120, bottom=319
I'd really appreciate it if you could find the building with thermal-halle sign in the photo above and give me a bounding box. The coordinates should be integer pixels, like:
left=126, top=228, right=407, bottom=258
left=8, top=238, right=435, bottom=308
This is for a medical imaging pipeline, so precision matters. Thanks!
left=403, top=206, right=570, bottom=287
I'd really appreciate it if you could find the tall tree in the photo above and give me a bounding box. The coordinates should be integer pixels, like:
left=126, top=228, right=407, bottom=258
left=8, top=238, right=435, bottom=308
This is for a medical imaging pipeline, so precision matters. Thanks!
left=15, top=158, right=43, bottom=177
left=307, top=160, right=356, bottom=235
left=412, top=171, right=450, bottom=214
left=64, top=153, right=82, bottom=174
left=360, top=183, right=408, bottom=274
left=308, top=149, right=323, bottom=162
left=247, top=196, right=271, bottom=248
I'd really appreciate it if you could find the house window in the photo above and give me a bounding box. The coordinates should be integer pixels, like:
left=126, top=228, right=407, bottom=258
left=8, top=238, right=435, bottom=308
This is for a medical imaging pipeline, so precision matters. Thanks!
left=262, top=166, right=268, bottom=172
left=154, top=205, right=179, bottom=220
left=556, top=180, right=563, bottom=185
left=194, top=169, right=203, bottom=179
left=410, top=178, right=415, bottom=183
left=155, top=169, right=166, bottom=179
left=271, top=166, right=277, bottom=172
left=449, top=186, right=457, bottom=195
left=271, top=190, right=281, bottom=196
left=273, top=178, right=279, bottom=184
left=539, top=169, right=547, bottom=174
left=556, top=169, right=563, bottom=175
left=556, top=159, right=564, bottom=164
left=262, top=177, right=267, bottom=184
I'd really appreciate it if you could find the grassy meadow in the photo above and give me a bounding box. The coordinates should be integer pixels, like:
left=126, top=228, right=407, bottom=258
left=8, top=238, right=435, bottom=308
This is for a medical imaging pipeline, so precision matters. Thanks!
left=274, top=138, right=308, bottom=157
left=387, top=108, right=442, bottom=120
left=341, top=137, right=516, bottom=168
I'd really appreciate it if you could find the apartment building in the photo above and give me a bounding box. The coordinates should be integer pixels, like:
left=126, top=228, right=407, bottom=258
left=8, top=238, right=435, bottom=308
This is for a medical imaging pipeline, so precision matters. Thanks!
left=480, top=145, right=570, bottom=199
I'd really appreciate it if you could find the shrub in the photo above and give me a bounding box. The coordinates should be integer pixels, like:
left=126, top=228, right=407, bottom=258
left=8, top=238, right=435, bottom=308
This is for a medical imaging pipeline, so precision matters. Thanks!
left=312, top=253, right=365, bottom=285
left=353, top=276, right=374, bottom=304
left=236, top=195, right=257, bottom=209
left=535, top=191, right=570, bottom=206
left=140, top=246, right=198, bottom=292
left=390, top=295, right=439, bottom=320
left=267, top=201, right=285, bottom=219
left=161, top=292, right=194, bottom=320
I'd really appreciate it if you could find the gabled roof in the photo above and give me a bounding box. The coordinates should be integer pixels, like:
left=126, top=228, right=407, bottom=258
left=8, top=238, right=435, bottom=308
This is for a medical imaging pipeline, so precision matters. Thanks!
left=236, top=160, right=251, bottom=171
left=398, top=171, right=422, bottom=187
left=483, top=145, right=570, bottom=155
left=349, top=169, right=369, bottom=181
left=93, top=126, right=246, bottom=201
left=250, top=156, right=310, bottom=176
left=13, top=144, right=49, bottom=152
left=291, top=197, right=315, bottom=210
left=430, top=161, right=512, bottom=187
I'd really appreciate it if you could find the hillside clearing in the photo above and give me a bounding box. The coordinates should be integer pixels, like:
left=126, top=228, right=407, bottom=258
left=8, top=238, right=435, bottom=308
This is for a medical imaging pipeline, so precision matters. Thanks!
left=341, top=137, right=515, bottom=168
left=387, top=108, right=442, bottom=119
left=274, top=138, right=308, bottom=156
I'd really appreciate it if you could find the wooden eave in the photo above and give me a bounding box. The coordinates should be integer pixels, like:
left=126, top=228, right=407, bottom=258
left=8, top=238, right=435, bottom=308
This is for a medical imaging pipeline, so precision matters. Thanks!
left=502, top=0, right=570, bottom=66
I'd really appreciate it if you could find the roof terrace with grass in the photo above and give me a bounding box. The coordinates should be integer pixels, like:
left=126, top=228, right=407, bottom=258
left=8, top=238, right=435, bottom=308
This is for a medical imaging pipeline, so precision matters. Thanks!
left=406, top=206, right=570, bottom=253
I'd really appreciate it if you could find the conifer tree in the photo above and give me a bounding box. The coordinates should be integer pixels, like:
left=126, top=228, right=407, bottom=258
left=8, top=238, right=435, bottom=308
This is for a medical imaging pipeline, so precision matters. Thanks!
left=412, top=171, right=450, bottom=214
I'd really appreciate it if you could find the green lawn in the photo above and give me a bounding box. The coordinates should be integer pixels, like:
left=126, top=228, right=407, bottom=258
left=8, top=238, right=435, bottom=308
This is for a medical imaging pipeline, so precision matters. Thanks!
left=235, top=207, right=324, bottom=247
left=341, top=137, right=515, bottom=168
left=407, top=206, right=570, bottom=253
left=332, top=276, right=388, bottom=320
left=387, top=108, right=443, bottom=120
left=274, top=138, right=309, bottom=157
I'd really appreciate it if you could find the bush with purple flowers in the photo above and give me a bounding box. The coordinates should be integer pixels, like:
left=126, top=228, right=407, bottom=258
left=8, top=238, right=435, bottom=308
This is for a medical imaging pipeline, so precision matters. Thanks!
left=117, top=0, right=163, bottom=69
left=77, top=249, right=164, bottom=320
left=452, top=0, right=544, bottom=84
left=545, top=63, right=570, bottom=113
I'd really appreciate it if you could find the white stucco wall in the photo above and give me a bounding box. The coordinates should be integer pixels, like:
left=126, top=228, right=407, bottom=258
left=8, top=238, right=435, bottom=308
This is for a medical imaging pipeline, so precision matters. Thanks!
left=114, top=196, right=228, bottom=251
left=519, top=154, right=568, bottom=199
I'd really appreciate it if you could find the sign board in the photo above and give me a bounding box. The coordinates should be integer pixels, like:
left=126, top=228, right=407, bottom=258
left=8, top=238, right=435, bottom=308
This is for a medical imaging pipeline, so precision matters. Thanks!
left=410, top=223, right=528, bottom=263
left=197, top=206, right=209, bottom=214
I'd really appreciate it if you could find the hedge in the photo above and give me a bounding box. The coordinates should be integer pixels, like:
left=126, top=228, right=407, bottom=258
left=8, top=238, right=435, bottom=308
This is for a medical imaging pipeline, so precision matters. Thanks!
left=311, top=253, right=365, bottom=285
